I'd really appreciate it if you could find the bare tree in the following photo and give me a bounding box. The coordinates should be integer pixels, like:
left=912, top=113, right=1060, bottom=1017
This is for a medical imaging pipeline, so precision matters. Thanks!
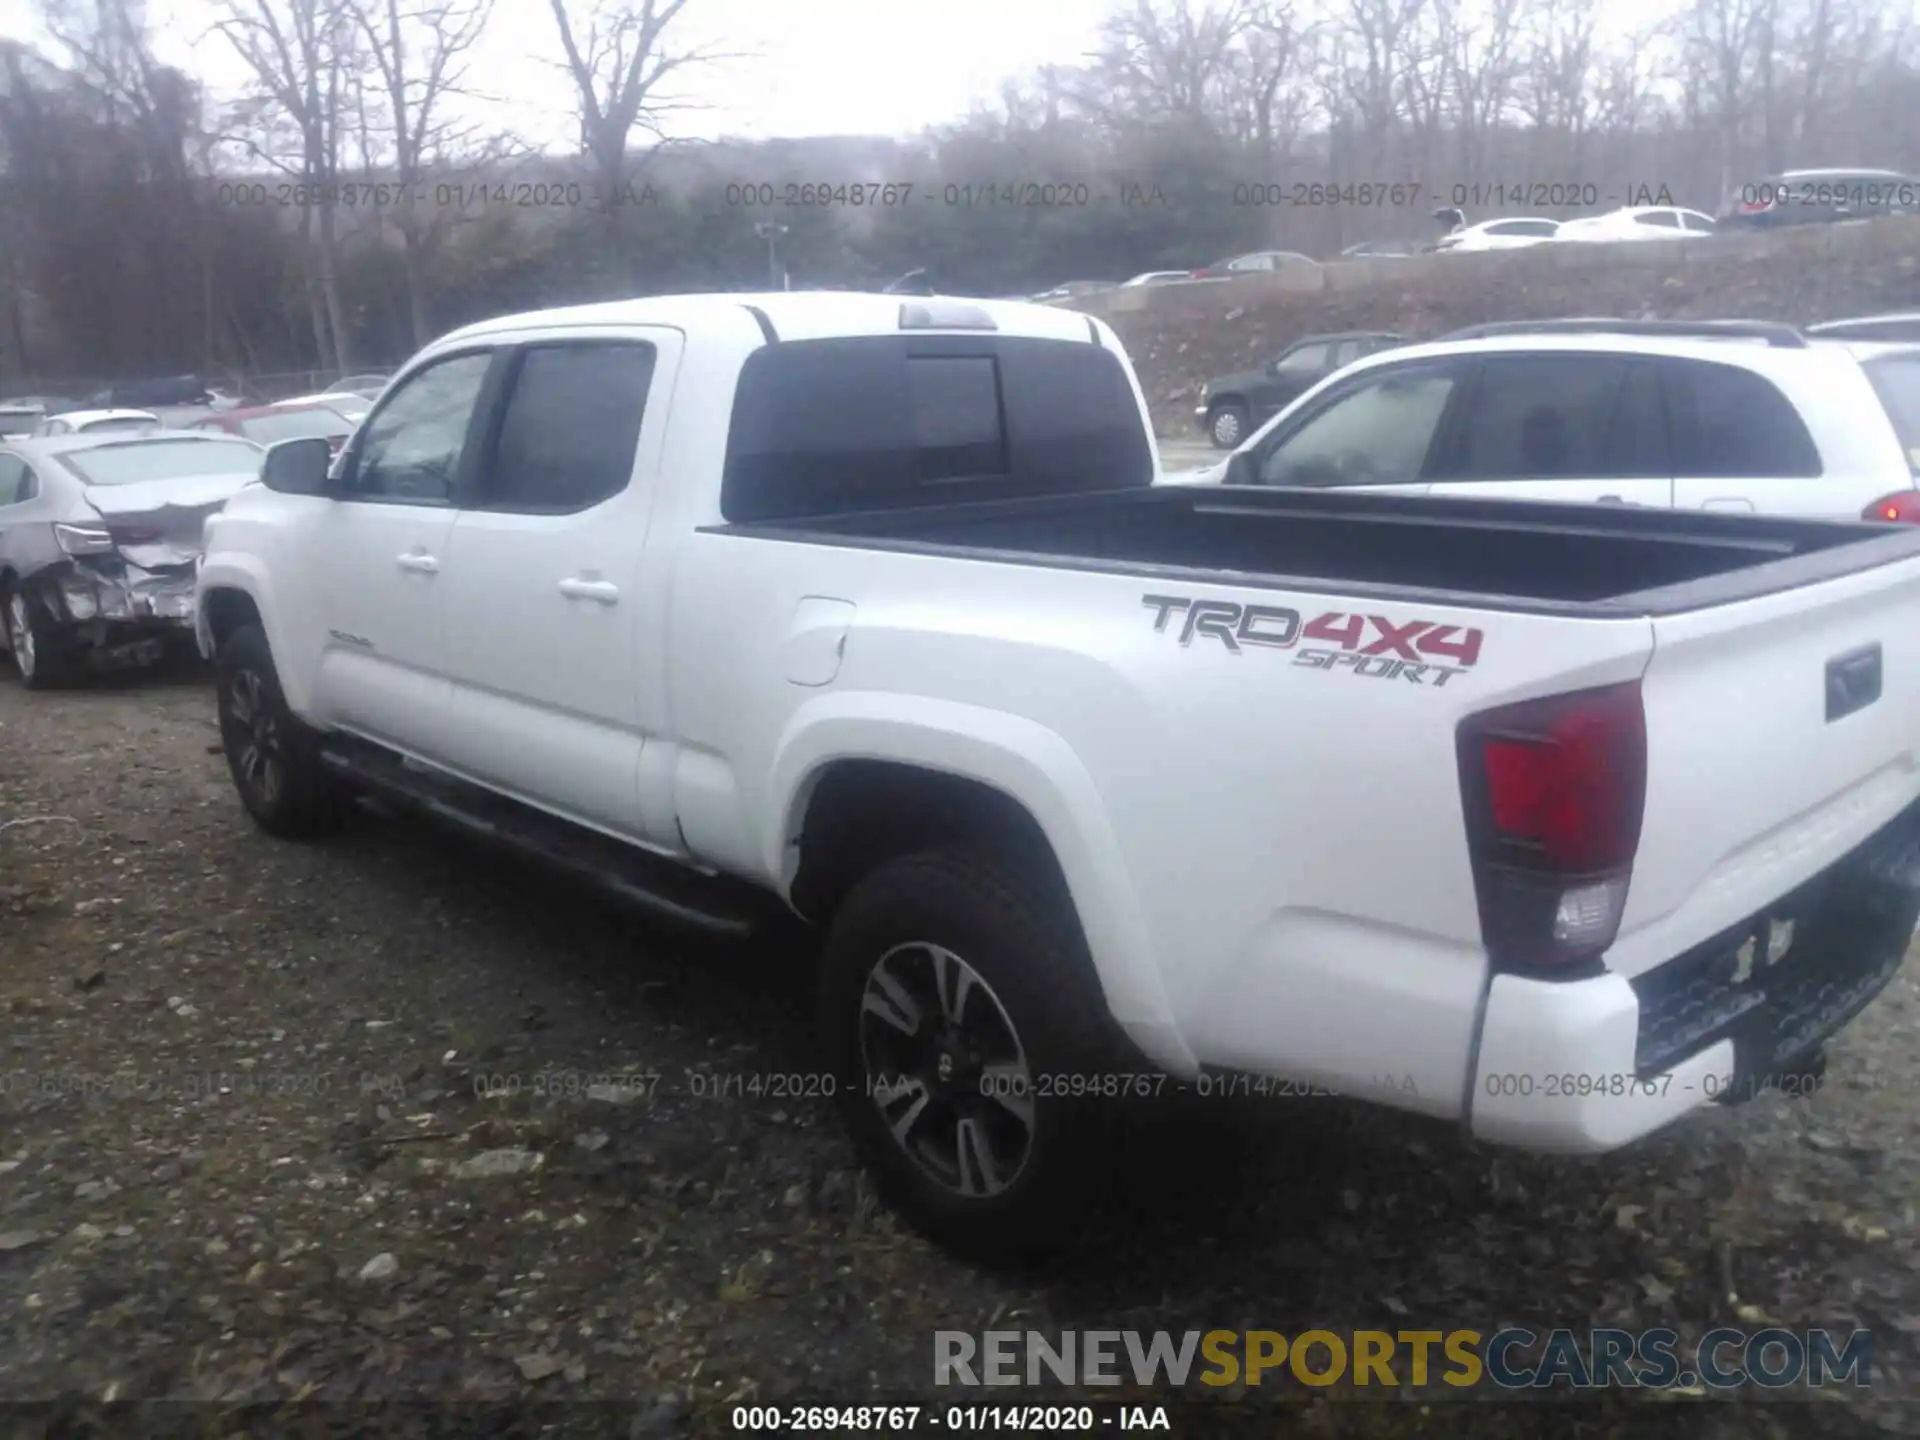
left=1082, top=0, right=1249, bottom=130
left=1514, top=0, right=1599, bottom=174
left=1224, top=0, right=1313, bottom=166
left=214, top=0, right=360, bottom=371
left=546, top=0, right=715, bottom=282
left=348, top=0, right=491, bottom=347
left=1326, top=0, right=1420, bottom=175
left=1447, top=0, right=1523, bottom=182
left=35, top=1, right=224, bottom=368
left=1674, top=0, right=1772, bottom=189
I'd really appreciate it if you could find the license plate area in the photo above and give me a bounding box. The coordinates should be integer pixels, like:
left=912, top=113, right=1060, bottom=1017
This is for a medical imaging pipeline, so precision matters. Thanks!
left=1631, top=800, right=1920, bottom=1080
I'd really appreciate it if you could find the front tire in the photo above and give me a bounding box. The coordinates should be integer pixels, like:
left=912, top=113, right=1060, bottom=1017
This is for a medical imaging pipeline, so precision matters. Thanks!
left=1208, top=401, right=1249, bottom=449
left=818, top=847, right=1115, bottom=1261
left=215, top=623, right=353, bottom=838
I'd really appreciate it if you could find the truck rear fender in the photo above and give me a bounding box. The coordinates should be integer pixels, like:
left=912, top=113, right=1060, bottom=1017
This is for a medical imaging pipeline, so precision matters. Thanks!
left=766, top=691, right=1199, bottom=1076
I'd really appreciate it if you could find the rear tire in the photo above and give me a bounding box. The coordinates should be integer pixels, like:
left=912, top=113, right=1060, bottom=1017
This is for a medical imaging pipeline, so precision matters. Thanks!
left=215, top=623, right=353, bottom=838
left=817, top=846, right=1117, bottom=1262
left=4, top=588, right=74, bottom=691
left=1208, top=401, right=1249, bottom=449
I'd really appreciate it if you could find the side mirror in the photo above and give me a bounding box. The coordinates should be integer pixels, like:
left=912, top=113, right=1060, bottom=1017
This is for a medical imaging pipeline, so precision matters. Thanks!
left=260, top=436, right=334, bottom=496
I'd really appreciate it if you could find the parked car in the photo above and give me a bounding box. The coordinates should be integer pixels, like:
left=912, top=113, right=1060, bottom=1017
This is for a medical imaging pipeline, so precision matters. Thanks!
left=0, top=430, right=264, bottom=686
left=0, top=396, right=80, bottom=435
left=1191, top=250, right=1319, bottom=279
left=1195, top=331, right=1404, bottom=448
left=193, top=291, right=1920, bottom=1258
left=1807, top=312, right=1920, bottom=343
left=1170, top=318, right=1920, bottom=522
left=274, top=391, right=374, bottom=420
left=1118, top=270, right=1194, bottom=287
left=329, top=372, right=393, bottom=400
left=32, top=408, right=161, bottom=437
left=0, top=404, right=46, bottom=438
left=1338, top=240, right=1415, bottom=259
left=1028, top=281, right=1118, bottom=304
left=84, top=376, right=225, bottom=409
left=1554, top=206, right=1717, bottom=242
left=192, top=401, right=359, bottom=454
left=1433, top=217, right=1561, bottom=251
left=880, top=268, right=936, bottom=296
left=1719, top=167, right=1920, bottom=229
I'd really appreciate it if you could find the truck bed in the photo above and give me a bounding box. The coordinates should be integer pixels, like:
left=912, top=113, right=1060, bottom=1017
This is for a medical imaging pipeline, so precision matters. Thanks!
left=717, top=485, right=1920, bottom=615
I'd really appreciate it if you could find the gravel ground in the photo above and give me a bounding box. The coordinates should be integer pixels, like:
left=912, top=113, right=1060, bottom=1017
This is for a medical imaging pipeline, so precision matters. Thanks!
left=4, top=667, right=1920, bottom=1438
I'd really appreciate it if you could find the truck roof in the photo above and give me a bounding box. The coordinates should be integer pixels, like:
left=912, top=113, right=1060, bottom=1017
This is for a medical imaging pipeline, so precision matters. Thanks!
left=436, top=291, right=1110, bottom=348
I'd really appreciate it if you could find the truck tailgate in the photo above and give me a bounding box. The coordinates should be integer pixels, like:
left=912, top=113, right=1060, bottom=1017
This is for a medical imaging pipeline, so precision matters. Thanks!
left=1607, top=550, right=1920, bottom=980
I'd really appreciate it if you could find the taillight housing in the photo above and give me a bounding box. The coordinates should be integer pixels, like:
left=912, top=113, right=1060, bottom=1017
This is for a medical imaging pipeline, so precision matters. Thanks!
left=1863, top=489, right=1920, bottom=523
left=1457, top=681, right=1648, bottom=975
left=54, top=522, right=114, bottom=555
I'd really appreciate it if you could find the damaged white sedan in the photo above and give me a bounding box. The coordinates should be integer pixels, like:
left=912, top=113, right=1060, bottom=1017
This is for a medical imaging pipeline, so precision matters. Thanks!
left=0, top=430, right=263, bottom=688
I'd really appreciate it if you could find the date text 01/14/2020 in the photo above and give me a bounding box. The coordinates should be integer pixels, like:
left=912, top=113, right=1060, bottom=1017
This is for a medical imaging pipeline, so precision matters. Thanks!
left=728, top=1404, right=1174, bottom=1432
left=721, top=181, right=1170, bottom=209
left=972, top=1071, right=1420, bottom=1101
left=214, top=181, right=662, bottom=210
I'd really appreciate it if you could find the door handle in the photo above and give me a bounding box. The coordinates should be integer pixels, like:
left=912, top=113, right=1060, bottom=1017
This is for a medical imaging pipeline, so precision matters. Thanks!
left=558, top=577, right=620, bottom=604
left=1702, top=498, right=1755, bottom=511
left=396, top=551, right=439, bottom=574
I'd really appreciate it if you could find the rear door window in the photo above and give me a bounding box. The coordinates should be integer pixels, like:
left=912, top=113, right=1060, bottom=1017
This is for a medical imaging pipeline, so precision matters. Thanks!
left=478, top=343, right=656, bottom=513
left=1661, top=358, right=1822, bottom=477
left=1430, top=354, right=1668, bottom=479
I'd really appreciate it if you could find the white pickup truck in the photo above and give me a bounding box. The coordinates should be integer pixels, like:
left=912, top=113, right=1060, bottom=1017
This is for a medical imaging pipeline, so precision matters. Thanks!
left=197, top=292, right=1920, bottom=1257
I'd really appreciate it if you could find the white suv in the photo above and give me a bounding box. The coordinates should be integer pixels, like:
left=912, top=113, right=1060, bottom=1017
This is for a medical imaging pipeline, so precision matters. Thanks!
left=1174, top=319, right=1920, bottom=521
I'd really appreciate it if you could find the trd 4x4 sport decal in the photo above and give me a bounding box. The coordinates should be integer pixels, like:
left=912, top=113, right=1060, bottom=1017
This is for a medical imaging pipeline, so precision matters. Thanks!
left=1143, top=594, right=1484, bottom=687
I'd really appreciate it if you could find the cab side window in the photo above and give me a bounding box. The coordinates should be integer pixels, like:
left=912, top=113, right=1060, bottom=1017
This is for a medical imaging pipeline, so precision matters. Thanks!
left=346, top=351, right=494, bottom=504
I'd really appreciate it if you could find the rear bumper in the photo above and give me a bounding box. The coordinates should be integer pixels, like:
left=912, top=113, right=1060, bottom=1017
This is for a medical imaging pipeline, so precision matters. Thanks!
left=42, top=561, right=196, bottom=631
left=1471, top=800, right=1920, bottom=1151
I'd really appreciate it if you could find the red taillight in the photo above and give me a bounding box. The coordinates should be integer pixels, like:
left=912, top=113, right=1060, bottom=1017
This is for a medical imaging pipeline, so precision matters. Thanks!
left=1459, top=681, right=1648, bottom=973
left=1863, top=490, right=1920, bottom=523
left=107, top=526, right=163, bottom=546
left=1191, top=268, right=1215, bottom=278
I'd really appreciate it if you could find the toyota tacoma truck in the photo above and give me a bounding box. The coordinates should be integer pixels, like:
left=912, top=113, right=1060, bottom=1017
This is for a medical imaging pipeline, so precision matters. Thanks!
left=196, top=292, right=1920, bottom=1257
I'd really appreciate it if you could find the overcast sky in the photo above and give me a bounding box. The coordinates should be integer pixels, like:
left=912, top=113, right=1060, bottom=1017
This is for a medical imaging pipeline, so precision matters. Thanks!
left=0, top=0, right=1114, bottom=147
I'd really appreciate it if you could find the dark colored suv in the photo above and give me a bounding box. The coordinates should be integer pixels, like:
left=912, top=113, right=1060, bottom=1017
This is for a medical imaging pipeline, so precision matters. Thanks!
left=1719, top=167, right=1920, bottom=229
left=1196, top=332, right=1403, bottom=448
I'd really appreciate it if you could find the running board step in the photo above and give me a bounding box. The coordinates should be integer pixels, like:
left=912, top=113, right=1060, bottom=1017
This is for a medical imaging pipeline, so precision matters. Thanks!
left=318, top=738, right=773, bottom=941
